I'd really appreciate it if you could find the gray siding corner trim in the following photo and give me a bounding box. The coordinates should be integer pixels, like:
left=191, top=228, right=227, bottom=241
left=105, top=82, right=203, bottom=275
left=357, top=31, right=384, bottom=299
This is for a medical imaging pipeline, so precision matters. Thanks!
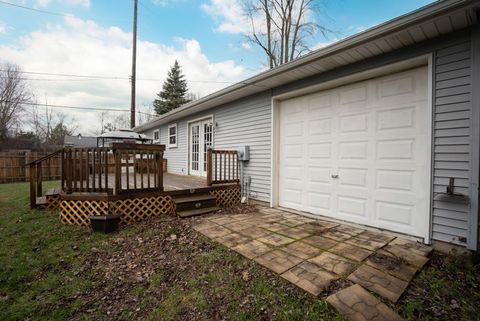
left=432, top=38, right=473, bottom=247
left=469, top=24, right=480, bottom=251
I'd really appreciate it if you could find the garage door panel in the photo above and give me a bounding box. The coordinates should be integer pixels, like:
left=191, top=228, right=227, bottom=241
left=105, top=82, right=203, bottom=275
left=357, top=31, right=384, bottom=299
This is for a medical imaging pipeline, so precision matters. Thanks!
left=307, top=192, right=331, bottom=212
left=375, top=169, right=414, bottom=192
left=337, top=195, right=368, bottom=218
left=375, top=201, right=414, bottom=226
left=339, top=113, right=369, bottom=134
left=339, top=141, right=368, bottom=160
left=376, top=106, right=416, bottom=131
left=339, top=85, right=368, bottom=105
left=308, top=142, right=332, bottom=159
left=338, top=168, right=368, bottom=188
left=279, top=66, right=430, bottom=238
left=281, top=144, right=304, bottom=160
left=283, top=121, right=304, bottom=137
left=307, top=166, right=331, bottom=184
left=308, top=118, right=333, bottom=135
left=376, top=139, right=415, bottom=160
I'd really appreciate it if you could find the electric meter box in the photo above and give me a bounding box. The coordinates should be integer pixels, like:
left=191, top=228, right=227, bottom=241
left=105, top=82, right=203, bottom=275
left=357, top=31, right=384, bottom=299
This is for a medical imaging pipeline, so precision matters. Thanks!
left=238, top=146, right=250, bottom=161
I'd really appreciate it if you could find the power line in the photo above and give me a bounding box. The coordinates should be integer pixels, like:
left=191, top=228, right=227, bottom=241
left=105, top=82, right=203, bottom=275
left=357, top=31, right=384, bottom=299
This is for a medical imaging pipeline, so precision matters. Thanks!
left=0, top=69, right=239, bottom=84
left=2, top=100, right=155, bottom=116
left=0, top=0, right=69, bottom=17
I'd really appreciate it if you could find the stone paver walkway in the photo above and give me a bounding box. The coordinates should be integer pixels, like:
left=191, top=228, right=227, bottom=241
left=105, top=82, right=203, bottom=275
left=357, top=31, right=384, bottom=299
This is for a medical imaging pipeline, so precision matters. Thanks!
left=193, top=207, right=433, bottom=321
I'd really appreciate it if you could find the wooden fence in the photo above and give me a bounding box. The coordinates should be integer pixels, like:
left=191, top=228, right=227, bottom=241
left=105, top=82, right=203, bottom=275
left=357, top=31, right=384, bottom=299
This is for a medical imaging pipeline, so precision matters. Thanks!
left=0, top=150, right=61, bottom=183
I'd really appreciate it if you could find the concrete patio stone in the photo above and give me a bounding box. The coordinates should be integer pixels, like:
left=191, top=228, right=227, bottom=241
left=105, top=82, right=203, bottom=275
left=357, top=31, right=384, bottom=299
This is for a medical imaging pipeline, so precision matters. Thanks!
left=277, top=226, right=312, bottom=239
left=388, top=238, right=433, bottom=257
left=281, top=261, right=338, bottom=296
left=365, top=250, right=418, bottom=282
left=238, top=226, right=272, bottom=238
left=215, top=232, right=251, bottom=248
left=281, top=218, right=307, bottom=227
left=347, top=264, right=409, bottom=303
left=200, top=225, right=232, bottom=239
left=233, top=240, right=273, bottom=259
left=303, top=235, right=338, bottom=250
left=327, top=284, right=403, bottom=321
left=331, top=225, right=366, bottom=237
left=223, top=220, right=253, bottom=232
left=280, top=241, right=322, bottom=260
left=322, top=229, right=354, bottom=242
left=257, top=233, right=295, bottom=246
left=330, top=242, right=373, bottom=262
left=192, top=220, right=219, bottom=232
left=309, top=252, right=356, bottom=276
left=382, top=245, right=429, bottom=268
left=254, top=249, right=303, bottom=274
left=259, top=222, right=291, bottom=232
left=208, top=215, right=235, bottom=225
left=301, top=221, right=339, bottom=235
left=345, top=235, right=388, bottom=251
left=360, top=231, right=396, bottom=244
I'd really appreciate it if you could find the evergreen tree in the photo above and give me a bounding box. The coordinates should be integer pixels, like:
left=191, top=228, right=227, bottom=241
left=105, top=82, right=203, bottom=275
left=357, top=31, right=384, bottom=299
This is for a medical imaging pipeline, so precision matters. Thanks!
left=153, top=60, right=191, bottom=115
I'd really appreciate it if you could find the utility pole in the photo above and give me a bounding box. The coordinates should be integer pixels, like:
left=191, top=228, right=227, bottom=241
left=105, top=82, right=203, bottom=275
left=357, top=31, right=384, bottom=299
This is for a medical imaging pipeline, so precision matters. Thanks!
left=130, top=0, right=138, bottom=128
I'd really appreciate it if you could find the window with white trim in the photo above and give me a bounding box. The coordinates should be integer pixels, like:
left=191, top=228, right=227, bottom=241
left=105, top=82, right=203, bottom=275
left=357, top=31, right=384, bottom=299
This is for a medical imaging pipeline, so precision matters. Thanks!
left=168, top=124, right=177, bottom=148
left=153, top=129, right=159, bottom=142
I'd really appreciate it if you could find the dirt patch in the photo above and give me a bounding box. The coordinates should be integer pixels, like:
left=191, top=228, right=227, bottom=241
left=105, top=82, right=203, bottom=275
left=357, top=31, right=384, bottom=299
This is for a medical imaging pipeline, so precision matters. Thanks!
left=70, top=215, right=216, bottom=320
left=322, top=278, right=355, bottom=297
left=369, top=253, right=406, bottom=271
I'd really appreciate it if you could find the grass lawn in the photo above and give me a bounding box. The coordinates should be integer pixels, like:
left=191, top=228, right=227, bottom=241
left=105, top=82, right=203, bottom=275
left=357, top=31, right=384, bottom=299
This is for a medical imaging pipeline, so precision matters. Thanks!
left=0, top=182, right=479, bottom=320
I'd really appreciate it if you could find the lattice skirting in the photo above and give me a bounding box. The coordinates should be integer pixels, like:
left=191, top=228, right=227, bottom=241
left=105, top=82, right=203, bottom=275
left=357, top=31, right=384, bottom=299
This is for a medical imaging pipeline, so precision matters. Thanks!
left=111, top=195, right=175, bottom=224
left=60, top=199, right=109, bottom=226
left=210, top=187, right=241, bottom=207
left=59, top=195, right=175, bottom=226
left=38, top=194, right=61, bottom=210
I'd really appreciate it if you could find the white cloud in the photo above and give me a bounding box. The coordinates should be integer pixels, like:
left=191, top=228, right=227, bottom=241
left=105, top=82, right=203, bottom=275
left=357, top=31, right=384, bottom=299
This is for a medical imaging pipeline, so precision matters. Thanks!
left=0, top=16, right=250, bottom=134
left=201, top=0, right=249, bottom=34
left=0, top=23, right=5, bottom=34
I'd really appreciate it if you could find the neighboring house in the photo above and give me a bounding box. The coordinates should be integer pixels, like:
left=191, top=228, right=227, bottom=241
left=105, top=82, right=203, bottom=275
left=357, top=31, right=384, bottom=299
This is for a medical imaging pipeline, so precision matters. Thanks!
left=64, top=134, right=97, bottom=148
left=135, top=0, right=480, bottom=252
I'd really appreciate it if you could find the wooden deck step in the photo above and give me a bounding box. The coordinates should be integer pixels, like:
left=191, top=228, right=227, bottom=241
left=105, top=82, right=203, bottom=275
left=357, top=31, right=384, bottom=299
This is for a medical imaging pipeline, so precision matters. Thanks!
left=173, top=193, right=217, bottom=212
left=177, top=206, right=221, bottom=218
left=174, top=194, right=216, bottom=204
left=36, top=196, right=47, bottom=206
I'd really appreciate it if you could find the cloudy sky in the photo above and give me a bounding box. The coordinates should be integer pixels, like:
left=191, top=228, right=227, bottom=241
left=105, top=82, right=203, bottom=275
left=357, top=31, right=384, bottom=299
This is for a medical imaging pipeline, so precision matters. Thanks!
left=0, top=0, right=434, bottom=134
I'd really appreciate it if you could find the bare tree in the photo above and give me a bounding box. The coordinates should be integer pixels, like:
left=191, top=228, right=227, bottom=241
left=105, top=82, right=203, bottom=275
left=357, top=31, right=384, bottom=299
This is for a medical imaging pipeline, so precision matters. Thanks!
left=243, top=0, right=332, bottom=68
left=0, top=63, right=32, bottom=139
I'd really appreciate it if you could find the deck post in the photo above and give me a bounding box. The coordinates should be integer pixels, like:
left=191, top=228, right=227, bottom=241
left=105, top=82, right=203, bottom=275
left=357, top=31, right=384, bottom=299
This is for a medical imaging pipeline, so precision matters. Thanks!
left=114, top=149, right=121, bottom=194
left=36, top=163, right=42, bottom=197
left=207, top=148, right=213, bottom=186
left=156, top=151, right=164, bottom=191
left=29, top=163, right=36, bottom=209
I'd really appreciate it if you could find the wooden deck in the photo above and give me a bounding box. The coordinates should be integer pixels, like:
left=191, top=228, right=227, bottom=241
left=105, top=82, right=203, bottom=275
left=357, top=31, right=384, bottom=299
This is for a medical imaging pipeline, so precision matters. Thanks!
left=63, top=172, right=211, bottom=193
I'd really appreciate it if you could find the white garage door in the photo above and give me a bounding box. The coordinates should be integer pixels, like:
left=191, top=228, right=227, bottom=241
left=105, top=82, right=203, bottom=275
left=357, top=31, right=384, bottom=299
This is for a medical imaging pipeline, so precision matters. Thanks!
left=278, top=66, right=430, bottom=238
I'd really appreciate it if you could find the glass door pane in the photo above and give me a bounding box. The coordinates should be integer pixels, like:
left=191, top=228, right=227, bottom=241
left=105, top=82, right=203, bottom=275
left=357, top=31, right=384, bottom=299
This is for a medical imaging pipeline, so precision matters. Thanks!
left=191, top=123, right=200, bottom=173
left=203, top=122, right=213, bottom=173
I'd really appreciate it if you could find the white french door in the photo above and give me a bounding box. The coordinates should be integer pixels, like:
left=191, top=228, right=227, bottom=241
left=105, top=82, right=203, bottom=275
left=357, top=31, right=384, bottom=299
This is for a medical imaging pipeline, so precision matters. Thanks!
left=189, top=118, right=213, bottom=176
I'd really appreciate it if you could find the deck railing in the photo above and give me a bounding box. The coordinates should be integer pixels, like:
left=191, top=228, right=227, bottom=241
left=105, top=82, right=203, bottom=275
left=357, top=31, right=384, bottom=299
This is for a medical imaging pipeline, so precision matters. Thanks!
left=29, top=149, right=63, bottom=208
left=207, top=149, right=240, bottom=186
left=62, top=143, right=165, bottom=195
left=30, top=143, right=165, bottom=208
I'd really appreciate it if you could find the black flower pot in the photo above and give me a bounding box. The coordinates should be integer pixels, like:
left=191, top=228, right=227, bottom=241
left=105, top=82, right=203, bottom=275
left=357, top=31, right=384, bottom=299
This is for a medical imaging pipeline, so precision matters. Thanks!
left=90, top=215, right=121, bottom=233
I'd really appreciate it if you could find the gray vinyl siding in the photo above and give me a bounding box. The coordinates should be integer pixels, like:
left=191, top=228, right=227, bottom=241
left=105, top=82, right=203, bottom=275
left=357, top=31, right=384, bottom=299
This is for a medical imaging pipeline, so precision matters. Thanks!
left=143, top=92, right=272, bottom=203
left=432, top=40, right=472, bottom=246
